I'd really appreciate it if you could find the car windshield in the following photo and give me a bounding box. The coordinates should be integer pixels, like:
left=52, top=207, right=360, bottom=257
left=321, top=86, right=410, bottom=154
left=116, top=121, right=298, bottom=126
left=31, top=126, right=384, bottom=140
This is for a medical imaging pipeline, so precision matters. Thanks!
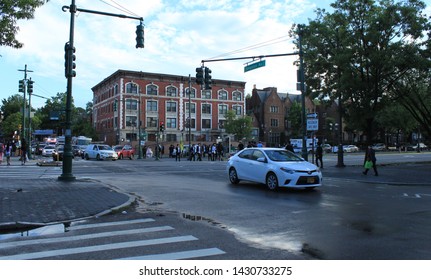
left=264, top=150, right=303, bottom=162
left=113, top=146, right=122, bottom=151
left=98, top=145, right=112, bottom=151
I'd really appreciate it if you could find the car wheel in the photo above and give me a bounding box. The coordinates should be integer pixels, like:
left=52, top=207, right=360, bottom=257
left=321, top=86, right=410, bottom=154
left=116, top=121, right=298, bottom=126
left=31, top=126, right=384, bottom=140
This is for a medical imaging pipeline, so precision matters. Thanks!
left=96, top=154, right=100, bottom=161
left=229, top=168, right=240, bottom=184
left=119, top=154, right=123, bottom=159
left=129, top=154, right=134, bottom=160
left=266, top=172, right=278, bottom=191
left=85, top=154, right=89, bottom=160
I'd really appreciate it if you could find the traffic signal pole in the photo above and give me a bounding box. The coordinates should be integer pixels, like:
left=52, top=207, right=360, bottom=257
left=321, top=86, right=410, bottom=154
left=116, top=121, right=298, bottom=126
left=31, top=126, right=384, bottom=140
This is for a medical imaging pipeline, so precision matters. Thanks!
left=60, top=1, right=144, bottom=181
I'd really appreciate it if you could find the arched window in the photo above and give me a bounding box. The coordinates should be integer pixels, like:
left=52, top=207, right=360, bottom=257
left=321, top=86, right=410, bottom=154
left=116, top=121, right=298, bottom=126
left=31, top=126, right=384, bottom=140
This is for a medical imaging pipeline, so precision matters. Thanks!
left=166, top=86, right=177, bottom=97
left=232, top=91, right=242, bottom=101
left=218, top=90, right=228, bottom=100
left=126, top=82, right=138, bottom=94
left=147, top=84, right=158, bottom=95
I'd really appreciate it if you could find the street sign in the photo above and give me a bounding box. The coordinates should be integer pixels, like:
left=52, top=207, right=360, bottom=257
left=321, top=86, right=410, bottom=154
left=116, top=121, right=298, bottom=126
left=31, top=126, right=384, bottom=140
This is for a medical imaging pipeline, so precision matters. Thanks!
left=244, top=60, right=266, bottom=72
left=307, top=119, right=319, bottom=131
left=307, top=113, right=318, bottom=118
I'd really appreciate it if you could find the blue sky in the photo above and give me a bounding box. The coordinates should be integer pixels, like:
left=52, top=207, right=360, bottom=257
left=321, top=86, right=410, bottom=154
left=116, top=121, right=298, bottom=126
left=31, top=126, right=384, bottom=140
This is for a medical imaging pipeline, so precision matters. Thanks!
left=1, top=0, right=426, bottom=109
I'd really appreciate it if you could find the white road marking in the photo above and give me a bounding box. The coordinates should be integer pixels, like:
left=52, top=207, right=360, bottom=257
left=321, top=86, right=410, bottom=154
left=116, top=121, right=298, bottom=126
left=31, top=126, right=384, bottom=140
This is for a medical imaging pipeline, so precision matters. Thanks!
left=118, top=248, right=226, bottom=260
left=0, top=226, right=173, bottom=249
left=0, top=235, right=198, bottom=260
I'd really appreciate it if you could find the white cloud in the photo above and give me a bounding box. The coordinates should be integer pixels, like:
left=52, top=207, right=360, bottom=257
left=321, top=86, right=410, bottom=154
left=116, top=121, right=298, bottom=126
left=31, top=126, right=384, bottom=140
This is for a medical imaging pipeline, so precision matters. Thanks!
left=0, top=0, right=327, bottom=108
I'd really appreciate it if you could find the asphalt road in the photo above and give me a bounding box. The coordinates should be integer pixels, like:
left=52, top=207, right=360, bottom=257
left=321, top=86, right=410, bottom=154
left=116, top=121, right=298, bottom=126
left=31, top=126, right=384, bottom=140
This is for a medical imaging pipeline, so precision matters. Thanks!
left=68, top=151, right=431, bottom=259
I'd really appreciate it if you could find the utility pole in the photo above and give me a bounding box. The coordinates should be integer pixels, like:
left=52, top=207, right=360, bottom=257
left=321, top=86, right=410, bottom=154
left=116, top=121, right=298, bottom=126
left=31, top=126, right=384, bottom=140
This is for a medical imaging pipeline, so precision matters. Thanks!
left=18, top=64, right=33, bottom=160
left=60, top=1, right=144, bottom=181
left=298, top=25, right=308, bottom=161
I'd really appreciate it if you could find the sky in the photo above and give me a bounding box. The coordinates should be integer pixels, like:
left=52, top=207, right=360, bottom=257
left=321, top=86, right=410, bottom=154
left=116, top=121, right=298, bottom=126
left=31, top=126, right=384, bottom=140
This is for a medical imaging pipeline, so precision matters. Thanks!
left=0, top=0, right=428, bottom=110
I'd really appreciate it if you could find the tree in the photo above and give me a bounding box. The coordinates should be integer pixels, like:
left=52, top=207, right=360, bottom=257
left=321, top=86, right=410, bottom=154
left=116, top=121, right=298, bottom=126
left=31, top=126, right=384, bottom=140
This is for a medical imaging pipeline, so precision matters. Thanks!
left=0, top=1, right=49, bottom=48
left=292, top=0, right=430, bottom=144
left=288, top=101, right=302, bottom=138
left=224, top=110, right=252, bottom=141
left=1, top=94, right=24, bottom=120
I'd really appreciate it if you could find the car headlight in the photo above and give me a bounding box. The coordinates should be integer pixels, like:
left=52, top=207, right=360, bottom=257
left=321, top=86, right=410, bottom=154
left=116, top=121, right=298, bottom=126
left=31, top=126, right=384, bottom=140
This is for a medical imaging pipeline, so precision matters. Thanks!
left=280, top=167, right=295, bottom=174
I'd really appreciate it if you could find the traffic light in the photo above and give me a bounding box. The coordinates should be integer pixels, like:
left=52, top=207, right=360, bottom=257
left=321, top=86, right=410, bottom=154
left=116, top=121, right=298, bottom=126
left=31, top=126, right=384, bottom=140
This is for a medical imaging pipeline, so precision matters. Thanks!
left=195, top=67, right=204, bottom=85
left=27, top=79, right=34, bottom=94
left=64, top=42, right=76, bottom=78
left=18, top=80, right=25, bottom=93
left=159, top=121, right=165, bottom=132
left=204, top=67, right=212, bottom=89
left=136, top=23, right=144, bottom=48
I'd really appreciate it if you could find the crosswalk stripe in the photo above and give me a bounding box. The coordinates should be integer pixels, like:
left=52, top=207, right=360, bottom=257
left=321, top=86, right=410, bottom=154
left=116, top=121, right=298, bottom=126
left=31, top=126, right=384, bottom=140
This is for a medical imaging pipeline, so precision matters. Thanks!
left=0, top=235, right=198, bottom=260
left=69, top=218, right=155, bottom=230
left=118, top=248, right=226, bottom=260
left=0, top=226, right=173, bottom=249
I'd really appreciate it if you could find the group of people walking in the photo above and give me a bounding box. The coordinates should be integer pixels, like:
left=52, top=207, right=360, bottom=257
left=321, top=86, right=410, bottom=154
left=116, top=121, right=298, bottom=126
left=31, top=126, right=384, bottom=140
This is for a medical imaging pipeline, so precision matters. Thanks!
left=168, top=142, right=225, bottom=162
left=0, top=139, right=28, bottom=166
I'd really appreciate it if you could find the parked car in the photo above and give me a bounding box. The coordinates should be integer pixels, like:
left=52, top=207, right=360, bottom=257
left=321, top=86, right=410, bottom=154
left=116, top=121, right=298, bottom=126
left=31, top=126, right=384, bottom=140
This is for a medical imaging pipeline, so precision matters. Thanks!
left=114, top=145, right=135, bottom=159
left=226, top=147, right=322, bottom=191
left=406, top=143, right=428, bottom=151
left=322, top=144, right=332, bottom=153
left=83, top=144, right=118, bottom=161
left=52, top=145, right=77, bottom=161
left=345, top=145, right=360, bottom=152
left=372, top=143, right=386, bottom=151
left=41, top=145, right=56, bottom=157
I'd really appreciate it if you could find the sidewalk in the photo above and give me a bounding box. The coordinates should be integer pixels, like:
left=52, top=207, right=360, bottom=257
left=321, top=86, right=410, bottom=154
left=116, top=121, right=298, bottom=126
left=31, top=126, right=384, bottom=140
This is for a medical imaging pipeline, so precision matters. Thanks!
left=0, top=171, right=134, bottom=230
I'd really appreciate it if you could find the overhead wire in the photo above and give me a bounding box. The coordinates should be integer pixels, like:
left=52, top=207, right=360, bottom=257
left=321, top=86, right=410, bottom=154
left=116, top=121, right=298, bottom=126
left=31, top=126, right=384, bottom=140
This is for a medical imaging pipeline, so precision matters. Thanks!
left=208, top=35, right=291, bottom=59
left=98, top=0, right=141, bottom=18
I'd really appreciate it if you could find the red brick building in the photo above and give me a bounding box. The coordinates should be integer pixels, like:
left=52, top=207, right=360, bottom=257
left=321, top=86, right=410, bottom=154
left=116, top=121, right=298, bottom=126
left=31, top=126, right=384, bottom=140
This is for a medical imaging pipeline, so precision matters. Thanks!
left=91, top=70, right=246, bottom=146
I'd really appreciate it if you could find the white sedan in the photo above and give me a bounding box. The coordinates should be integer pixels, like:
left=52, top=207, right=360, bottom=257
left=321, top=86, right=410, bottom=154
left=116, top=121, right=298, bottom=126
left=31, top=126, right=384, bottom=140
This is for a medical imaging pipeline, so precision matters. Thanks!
left=227, top=147, right=322, bottom=191
left=42, top=145, right=56, bottom=157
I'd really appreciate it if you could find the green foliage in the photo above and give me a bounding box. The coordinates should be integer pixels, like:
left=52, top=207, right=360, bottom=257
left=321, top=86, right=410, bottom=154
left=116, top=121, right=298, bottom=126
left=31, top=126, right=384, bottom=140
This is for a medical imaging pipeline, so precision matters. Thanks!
left=0, top=0, right=49, bottom=48
left=293, top=0, right=430, bottom=142
left=288, top=102, right=302, bottom=138
left=224, top=110, right=253, bottom=141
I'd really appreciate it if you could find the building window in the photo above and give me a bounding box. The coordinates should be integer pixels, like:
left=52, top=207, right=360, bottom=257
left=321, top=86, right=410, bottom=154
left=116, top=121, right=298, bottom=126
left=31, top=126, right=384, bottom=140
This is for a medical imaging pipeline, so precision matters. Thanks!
left=147, top=100, right=157, bottom=112
left=218, top=104, right=228, bottom=115
left=126, top=82, right=138, bottom=94
left=185, top=102, right=196, bottom=114
left=167, top=118, right=177, bottom=129
left=233, top=105, right=242, bottom=116
left=166, top=134, right=177, bottom=142
left=146, top=84, right=158, bottom=95
left=185, top=118, right=196, bottom=129
left=218, top=119, right=226, bottom=129
left=202, top=90, right=211, bottom=99
left=218, top=90, right=228, bottom=100
left=125, top=99, right=138, bottom=110
left=270, top=106, right=279, bottom=113
left=126, top=116, right=137, bottom=127
left=146, top=117, right=157, bottom=128
left=166, top=101, right=177, bottom=113
left=202, top=104, right=211, bottom=114
left=185, top=88, right=196, bottom=98
left=166, top=86, right=177, bottom=97
left=114, top=84, right=119, bottom=95
left=270, top=118, right=279, bottom=127
left=202, top=119, right=211, bottom=129
left=232, top=91, right=242, bottom=101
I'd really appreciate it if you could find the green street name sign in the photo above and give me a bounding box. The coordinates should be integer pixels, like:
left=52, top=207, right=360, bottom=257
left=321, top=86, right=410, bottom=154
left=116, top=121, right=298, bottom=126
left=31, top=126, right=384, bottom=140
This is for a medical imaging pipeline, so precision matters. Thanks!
left=244, top=60, right=266, bottom=72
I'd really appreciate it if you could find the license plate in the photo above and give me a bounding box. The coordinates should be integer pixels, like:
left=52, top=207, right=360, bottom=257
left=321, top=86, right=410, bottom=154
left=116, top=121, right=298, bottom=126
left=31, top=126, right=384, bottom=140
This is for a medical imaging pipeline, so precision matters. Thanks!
left=307, top=177, right=315, bottom=183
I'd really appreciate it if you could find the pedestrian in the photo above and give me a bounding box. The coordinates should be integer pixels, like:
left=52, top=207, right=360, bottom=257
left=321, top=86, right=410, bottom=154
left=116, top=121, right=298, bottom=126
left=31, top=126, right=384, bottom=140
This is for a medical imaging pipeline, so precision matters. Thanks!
left=20, top=139, right=27, bottom=165
left=316, top=142, right=323, bottom=168
left=363, top=145, right=378, bottom=176
left=5, top=141, right=12, bottom=166
left=146, top=147, right=153, bottom=158
left=285, top=142, right=294, bottom=153
left=0, top=142, right=3, bottom=164
left=238, top=142, right=244, bottom=151
left=175, top=144, right=181, bottom=162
